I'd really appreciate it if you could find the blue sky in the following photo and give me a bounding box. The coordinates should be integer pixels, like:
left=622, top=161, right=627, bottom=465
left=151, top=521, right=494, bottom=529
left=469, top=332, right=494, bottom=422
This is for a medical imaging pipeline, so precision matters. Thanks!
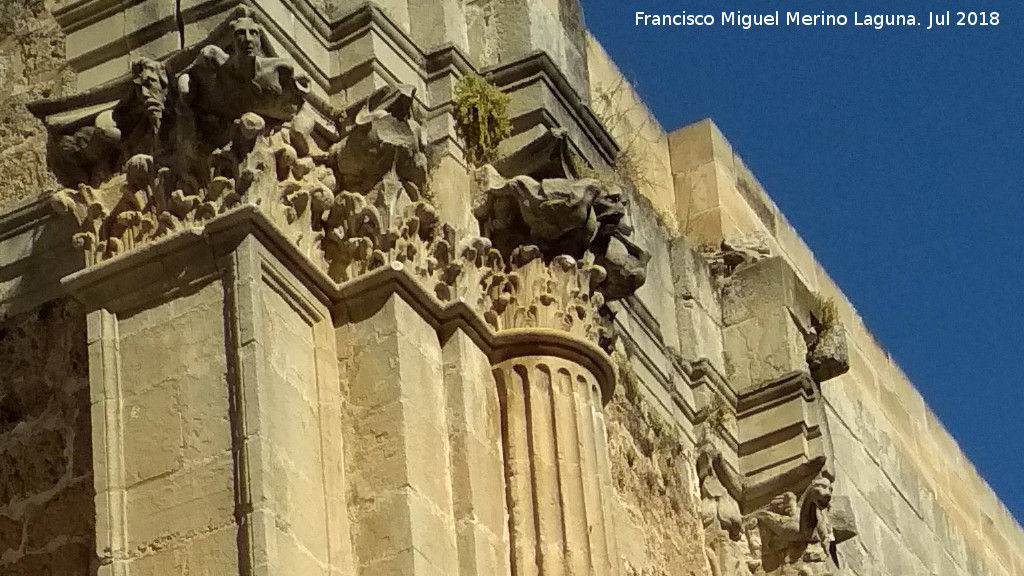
left=580, top=0, right=1024, bottom=524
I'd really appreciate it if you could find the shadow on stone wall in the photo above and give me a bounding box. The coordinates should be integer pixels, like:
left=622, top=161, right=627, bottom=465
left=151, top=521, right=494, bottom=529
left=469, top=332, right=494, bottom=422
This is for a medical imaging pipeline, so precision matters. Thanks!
left=0, top=299, right=95, bottom=574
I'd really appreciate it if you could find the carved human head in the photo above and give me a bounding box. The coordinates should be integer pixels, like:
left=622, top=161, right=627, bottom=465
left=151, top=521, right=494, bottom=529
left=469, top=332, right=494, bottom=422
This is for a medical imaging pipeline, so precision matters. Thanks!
left=130, top=58, right=169, bottom=128
left=131, top=59, right=168, bottom=101
left=593, top=182, right=629, bottom=235
left=230, top=15, right=263, bottom=58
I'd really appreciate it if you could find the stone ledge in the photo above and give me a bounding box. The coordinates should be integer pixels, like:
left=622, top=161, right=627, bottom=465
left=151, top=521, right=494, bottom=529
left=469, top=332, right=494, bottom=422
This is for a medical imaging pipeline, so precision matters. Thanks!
left=0, top=197, right=81, bottom=319
left=59, top=204, right=617, bottom=403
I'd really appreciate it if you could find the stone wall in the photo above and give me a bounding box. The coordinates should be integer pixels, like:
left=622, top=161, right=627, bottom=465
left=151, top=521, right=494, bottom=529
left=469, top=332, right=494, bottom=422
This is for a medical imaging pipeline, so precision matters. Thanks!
left=667, top=117, right=1024, bottom=576
left=585, top=35, right=676, bottom=231
left=0, top=300, right=93, bottom=574
left=582, top=39, right=1024, bottom=574
left=823, top=334, right=1024, bottom=576
left=581, top=26, right=1024, bottom=574
left=1, top=2, right=1022, bottom=576
left=0, top=0, right=72, bottom=209
left=606, top=361, right=707, bottom=576
left=109, top=280, right=238, bottom=573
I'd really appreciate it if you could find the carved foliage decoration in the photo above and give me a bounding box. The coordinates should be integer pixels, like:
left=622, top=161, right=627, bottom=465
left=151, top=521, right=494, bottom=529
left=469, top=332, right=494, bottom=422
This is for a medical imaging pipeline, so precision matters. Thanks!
left=312, top=191, right=610, bottom=341
left=480, top=247, right=609, bottom=341
left=41, top=8, right=613, bottom=345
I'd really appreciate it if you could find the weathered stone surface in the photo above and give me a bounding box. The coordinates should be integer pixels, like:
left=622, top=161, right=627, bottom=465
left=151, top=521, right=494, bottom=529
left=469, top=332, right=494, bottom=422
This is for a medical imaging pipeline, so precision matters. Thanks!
left=747, top=473, right=847, bottom=575
left=807, top=323, right=850, bottom=383
left=720, top=257, right=817, bottom=390
left=606, top=368, right=707, bottom=576
left=0, top=514, right=23, bottom=557
left=332, top=84, right=429, bottom=195
left=2, top=542, right=92, bottom=576
left=494, top=354, right=620, bottom=575
left=339, top=293, right=459, bottom=573
left=0, top=0, right=73, bottom=208
left=0, top=300, right=93, bottom=572
left=2, top=2, right=1023, bottom=576
left=25, top=477, right=93, bottom=548
left=441, top=331, right=510, bottom=575
left=701, top=233, right=771, bottom=281
left=696, top=442, right=755, bottom=576
left=39, top=11, right=618, bottom=351
left=474, top=156, right=651, bottom=302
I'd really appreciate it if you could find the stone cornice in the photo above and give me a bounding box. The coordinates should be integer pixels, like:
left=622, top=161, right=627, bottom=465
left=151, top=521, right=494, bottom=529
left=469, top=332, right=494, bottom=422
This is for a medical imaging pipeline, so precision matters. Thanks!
left=484, top=49, right=618, bottom=165
left=53, top=0, right=147, bottom=32
left=736, top=369, right=816, bottom=414
left=60, top=204, right=616, bottom=402
left=685, top=358, right=738, bottom=408
left=0, top=196, right=82, bottom=320
left=0, top=196, right=54, bottom=243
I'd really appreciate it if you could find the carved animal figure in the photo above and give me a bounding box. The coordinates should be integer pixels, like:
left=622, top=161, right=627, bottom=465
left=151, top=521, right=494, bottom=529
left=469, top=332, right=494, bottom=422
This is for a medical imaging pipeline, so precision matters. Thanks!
left=474, top=165, right=649, bottom=300
left=748, top=474, right=838, bottom=576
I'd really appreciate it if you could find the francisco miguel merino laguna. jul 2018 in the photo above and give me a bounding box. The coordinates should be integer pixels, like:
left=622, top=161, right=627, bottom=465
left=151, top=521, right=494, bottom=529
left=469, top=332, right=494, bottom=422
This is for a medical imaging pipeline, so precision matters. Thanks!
left=634, top=10, right=1000, bottom=30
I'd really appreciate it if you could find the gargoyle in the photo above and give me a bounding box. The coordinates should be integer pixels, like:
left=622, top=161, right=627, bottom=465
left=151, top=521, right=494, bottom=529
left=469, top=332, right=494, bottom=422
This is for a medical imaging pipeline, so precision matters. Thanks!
left=175, top=6, right=318, bottom=154
left=473, top=127, right=649, bottom=301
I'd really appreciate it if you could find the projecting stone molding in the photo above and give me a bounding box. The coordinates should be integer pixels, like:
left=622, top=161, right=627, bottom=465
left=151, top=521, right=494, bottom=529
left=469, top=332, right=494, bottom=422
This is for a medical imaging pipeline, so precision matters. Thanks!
left=6, top=0, right=1020, bottom=575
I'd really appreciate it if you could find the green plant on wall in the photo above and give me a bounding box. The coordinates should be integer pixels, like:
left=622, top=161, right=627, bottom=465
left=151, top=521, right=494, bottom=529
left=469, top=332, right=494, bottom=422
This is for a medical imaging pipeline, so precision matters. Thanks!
left=813, top=295, right=839, bottom=333
left=613, top=351, right=641, bottom=405
left=589, top=76, right=656, bottom=195
left=453, top=74, right=511, bottom=165
left=701, top=393, right=733, bottom=442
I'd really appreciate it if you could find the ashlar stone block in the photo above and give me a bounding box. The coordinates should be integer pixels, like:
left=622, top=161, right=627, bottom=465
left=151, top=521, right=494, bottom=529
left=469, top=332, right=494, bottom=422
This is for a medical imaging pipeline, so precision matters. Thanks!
left=440, top=330, right=510, bottom=576
left=338, top=293, right=459, bottom=575
left=721, top=257, right=816, bottom=391
left=121, top=384, right=182, bottom=486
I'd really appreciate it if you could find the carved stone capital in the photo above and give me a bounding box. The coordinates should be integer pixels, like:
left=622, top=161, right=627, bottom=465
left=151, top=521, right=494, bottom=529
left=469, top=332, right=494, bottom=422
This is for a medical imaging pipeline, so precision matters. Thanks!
left=472, top=162, right=650, bottom=304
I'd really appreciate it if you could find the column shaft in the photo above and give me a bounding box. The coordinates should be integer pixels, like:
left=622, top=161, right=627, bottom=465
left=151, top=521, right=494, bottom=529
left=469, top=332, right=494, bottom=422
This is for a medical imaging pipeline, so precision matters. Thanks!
left=494, top=355, right=618, bottom=576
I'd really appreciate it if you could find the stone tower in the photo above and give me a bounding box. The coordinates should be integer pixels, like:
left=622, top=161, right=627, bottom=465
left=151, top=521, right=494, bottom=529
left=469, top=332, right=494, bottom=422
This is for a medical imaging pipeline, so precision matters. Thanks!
left=0, top=1, right=1021, bottom=576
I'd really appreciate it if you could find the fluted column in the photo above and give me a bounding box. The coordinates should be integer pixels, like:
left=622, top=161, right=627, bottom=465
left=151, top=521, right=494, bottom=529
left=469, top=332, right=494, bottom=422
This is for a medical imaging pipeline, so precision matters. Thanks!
left=493, top=354, right=619, bottom=576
